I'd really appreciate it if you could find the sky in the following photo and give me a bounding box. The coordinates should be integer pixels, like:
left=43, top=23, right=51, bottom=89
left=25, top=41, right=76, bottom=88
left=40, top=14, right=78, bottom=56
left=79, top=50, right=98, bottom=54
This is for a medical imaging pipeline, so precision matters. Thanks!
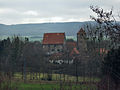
left=0, top=0, right=120, bottom=25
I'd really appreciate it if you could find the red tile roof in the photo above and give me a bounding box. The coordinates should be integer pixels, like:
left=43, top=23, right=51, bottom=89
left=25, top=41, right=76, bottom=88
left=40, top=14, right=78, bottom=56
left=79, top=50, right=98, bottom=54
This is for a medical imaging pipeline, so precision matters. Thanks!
left=42, top=33, right=65, bottom=44
left=70, top=48, right=80, bottom=56
left=96, top=48, right=108, bottom=54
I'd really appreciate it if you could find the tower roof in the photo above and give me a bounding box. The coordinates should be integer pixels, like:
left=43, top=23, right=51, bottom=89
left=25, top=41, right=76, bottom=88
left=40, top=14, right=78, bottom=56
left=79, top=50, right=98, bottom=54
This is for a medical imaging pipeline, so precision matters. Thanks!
left=77, top=28, right=86, bottom=35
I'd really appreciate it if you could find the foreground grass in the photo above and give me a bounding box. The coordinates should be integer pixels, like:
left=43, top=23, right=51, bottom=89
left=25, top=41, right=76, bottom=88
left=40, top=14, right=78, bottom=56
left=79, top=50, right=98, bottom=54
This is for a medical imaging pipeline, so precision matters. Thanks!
left=1, top=72, right=99, bottom=90
left=1, top=79, right=97, bottom=90
left=17, top=82, right=97, bottom=90
left=19, top=83, right=59, bottom=90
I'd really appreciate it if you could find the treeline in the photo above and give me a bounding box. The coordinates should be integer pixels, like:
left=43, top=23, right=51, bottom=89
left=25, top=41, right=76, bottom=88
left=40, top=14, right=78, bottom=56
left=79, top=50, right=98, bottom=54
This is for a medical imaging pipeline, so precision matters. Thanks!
left=0, top=36, right=47, bottom=76
left=0, top=36, right=103, bottom=79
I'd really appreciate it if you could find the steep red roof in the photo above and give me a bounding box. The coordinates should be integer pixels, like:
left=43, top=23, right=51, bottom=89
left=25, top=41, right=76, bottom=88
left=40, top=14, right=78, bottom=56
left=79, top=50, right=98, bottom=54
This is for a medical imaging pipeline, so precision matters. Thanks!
left=96, top=48, right=108, bottom=54
left=42, top=33, right=65, bottom=44
left=70, top=48, right=80, bottom=56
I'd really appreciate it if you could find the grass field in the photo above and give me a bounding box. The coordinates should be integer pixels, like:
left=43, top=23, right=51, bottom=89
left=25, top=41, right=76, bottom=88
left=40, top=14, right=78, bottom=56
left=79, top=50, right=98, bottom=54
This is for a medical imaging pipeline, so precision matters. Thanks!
left=1, top=72, right=99, bottom=90
left=16, top=83, right=97, bottom=90
left=1, top=80, right=98, bottom=90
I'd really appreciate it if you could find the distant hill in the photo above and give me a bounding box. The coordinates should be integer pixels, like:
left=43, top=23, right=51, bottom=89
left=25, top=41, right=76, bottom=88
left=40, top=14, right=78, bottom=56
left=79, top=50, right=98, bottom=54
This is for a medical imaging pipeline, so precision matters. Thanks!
left=0, top=22, right=95, bottom=36
left=0, top=21, right=97, bottom=41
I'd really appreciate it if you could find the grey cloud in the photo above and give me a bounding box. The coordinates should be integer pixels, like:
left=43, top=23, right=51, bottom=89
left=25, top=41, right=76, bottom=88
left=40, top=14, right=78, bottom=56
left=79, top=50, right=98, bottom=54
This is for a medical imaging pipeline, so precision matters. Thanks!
left=0, top=0, right=120, bottom=24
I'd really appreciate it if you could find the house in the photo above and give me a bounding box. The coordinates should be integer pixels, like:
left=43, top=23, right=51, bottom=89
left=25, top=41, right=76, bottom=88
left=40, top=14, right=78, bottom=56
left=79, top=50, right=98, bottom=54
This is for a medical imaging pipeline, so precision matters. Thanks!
left=70, top=47, right=80, bottom=56
left=96, top=48, right=108, bottom=54
left=42, top=33, right=66, bottom=55
left=49, top=53, right=64, bottom=64
left=49, top=52, right=74, bottom=64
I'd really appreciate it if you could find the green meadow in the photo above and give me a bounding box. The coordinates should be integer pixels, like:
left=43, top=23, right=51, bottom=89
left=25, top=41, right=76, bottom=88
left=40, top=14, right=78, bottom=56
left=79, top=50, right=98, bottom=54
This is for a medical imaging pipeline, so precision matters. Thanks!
left=0, top=73, right=99, bottom=90
left=13, top=82, right=97, bottom=90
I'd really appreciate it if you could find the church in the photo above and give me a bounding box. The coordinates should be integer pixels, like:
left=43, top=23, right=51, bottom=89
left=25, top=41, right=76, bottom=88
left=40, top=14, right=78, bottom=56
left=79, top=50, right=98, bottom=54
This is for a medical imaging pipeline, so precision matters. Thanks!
left=42, top=28, right=87, bottom=54
left=42, top=28, right=87, bottom=64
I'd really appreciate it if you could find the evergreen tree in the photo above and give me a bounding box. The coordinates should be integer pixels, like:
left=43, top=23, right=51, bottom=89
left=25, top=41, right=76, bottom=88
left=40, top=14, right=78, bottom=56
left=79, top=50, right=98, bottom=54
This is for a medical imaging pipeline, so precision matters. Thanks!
left=102, top=47, right=120, bottom=87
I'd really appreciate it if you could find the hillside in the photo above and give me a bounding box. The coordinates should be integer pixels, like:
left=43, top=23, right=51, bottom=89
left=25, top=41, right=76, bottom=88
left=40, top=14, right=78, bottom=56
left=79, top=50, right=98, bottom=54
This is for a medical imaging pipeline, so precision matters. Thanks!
left=0, top=21, right=95, bottom=41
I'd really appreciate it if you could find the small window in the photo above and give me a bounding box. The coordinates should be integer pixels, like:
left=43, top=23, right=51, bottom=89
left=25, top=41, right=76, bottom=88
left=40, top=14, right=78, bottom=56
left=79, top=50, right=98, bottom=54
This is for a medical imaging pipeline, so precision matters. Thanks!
left=52, top=49, right=54, bottom=51
left=48, top=45, right=50, bottom=48
left=43, top=45, right=45, bottom=48
left=54, top=45, right=56, bottom=47
left=57, top=49, right=60, bottom=52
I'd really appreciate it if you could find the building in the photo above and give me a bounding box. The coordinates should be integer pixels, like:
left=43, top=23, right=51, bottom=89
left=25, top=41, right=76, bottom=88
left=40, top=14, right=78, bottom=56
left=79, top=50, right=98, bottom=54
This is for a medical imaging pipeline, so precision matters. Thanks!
left=42, top=28, right=88, bottom=64
left=49, top=53, right=64, bottom=64
left=66, top=41, right=77, bottom=51
left=42, top=33, right=66, bottom=54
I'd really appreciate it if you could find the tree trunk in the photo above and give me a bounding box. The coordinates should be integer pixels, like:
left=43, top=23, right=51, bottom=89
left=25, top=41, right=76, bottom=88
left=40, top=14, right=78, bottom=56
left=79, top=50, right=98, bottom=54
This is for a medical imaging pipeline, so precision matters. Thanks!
left=36, top=72, right=38, bottom=80
left=33, top=72, right=35, bottom=80
left=30, top=72, right=32, bottom=80
left=39, top=72, right=41, bottom=80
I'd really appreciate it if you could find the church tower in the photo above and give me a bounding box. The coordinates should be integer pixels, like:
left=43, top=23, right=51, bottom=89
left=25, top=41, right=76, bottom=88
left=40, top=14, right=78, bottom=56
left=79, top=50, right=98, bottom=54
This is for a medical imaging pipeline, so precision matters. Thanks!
left=77, top=28, right=87, bottom=52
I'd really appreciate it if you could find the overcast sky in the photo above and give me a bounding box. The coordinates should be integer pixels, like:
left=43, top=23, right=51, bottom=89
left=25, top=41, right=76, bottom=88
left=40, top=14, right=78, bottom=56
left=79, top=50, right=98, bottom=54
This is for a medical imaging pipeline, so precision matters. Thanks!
left=0, top=0, right=120, bottom=25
